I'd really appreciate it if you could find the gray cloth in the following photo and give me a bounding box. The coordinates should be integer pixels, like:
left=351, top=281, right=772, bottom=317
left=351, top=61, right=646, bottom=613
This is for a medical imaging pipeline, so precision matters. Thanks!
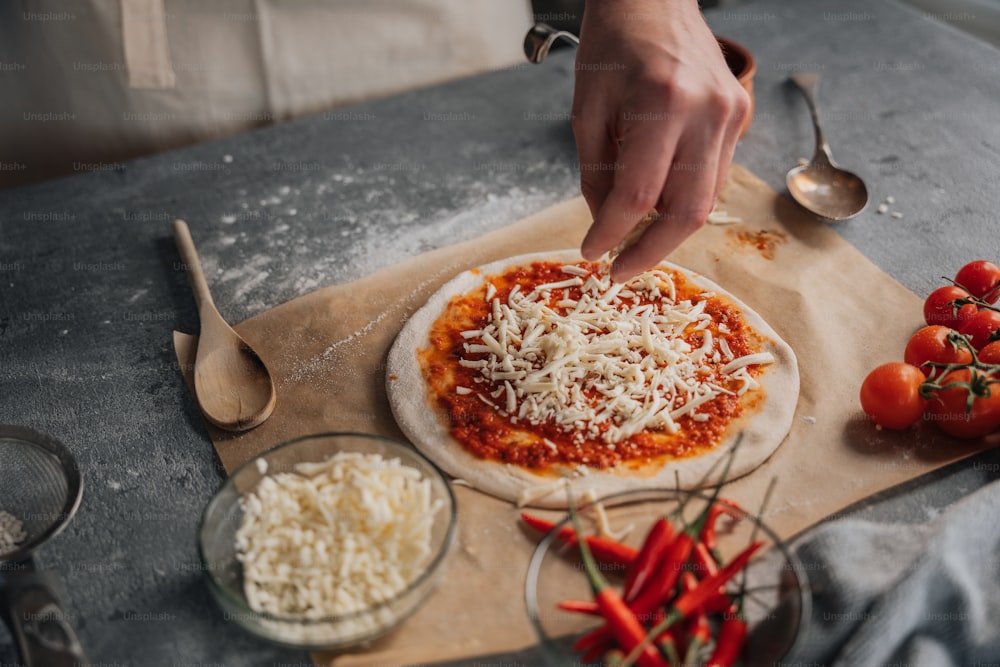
left=787, top=478, right=1000, bottom=666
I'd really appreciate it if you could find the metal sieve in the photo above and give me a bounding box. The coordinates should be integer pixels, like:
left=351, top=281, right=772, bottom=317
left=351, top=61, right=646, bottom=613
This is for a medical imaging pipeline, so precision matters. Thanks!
left=0, top=424, right=88, bottom=666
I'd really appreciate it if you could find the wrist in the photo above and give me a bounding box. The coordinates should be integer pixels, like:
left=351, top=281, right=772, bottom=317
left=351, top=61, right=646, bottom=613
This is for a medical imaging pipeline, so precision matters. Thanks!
left=582, top=0, right=705, bottom=39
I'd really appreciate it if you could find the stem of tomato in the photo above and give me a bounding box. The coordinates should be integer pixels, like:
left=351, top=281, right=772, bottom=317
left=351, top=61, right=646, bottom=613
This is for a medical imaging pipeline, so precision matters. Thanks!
left=943, top=276, right=1000, bottom=313
left=950, top=295, right=1000, bottom=314
left=920, top=334, right=1000, bottom=395
left=920, top=368, right=1000, bottom=416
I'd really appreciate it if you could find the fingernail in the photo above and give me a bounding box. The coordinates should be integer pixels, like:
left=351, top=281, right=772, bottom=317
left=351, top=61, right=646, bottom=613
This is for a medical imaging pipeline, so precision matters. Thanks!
left=580, top=245, right=602, bottom=261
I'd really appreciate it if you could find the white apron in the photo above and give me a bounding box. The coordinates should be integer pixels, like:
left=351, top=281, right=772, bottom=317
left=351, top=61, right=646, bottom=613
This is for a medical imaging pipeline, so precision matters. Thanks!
left=0, top=0, right=532, bottom=189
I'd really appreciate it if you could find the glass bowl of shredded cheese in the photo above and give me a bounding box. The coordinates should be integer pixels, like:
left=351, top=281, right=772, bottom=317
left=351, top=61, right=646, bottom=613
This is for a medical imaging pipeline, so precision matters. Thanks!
left=524, top=488, right=810, bottom=666
left=198, top=432, right=457, bottom=649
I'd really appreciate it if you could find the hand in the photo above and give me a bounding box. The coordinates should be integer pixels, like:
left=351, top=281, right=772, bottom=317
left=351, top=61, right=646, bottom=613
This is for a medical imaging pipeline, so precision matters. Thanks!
left=572, top=0, right=750, bottom=280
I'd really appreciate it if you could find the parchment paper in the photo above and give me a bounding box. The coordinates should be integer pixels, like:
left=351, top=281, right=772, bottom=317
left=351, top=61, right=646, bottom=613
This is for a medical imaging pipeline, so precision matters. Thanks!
left=174, top=165, right=993, bottom=666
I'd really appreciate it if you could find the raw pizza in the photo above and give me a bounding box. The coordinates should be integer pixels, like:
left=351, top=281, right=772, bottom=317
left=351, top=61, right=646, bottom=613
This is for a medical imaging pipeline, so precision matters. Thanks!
left=387, top=250, right=798, bottom=508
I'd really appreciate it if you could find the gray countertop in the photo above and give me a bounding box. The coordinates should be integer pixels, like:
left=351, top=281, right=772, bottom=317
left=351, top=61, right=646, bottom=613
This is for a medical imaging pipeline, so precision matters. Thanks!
left=1, top=0, right=999, bottom=664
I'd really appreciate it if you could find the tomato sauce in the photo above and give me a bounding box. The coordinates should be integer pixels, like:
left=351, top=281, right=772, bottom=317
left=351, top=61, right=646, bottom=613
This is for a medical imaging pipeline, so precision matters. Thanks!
left=727, top=228, right=788, bottom=260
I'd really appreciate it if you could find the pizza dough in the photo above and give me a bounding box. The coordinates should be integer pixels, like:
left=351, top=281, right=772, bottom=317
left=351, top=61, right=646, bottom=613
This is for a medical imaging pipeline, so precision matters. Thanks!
left=387, top=250, right=799, bottom=508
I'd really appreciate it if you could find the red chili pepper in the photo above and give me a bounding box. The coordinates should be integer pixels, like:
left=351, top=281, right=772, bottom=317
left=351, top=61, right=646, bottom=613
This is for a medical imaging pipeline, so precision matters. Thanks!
left=572, top=626, right=609, bottom=653
left=655, top=628, right=679, bottom=666
left=704, top=615, right=748, bottom=667
left=623, top=517, right=674, bottom=602
left=620, top=541, right=763, bottom=665
left=682, top=574, right=711, bottom=666
left=685, top=613, right=712, bottom=665
left=571, top=442, right=750, bottom=666
left=588, top=561, right=668, bottom=667
left=691, top=542, right=733, bottom=612
left=631, top=499, right=733, bottom=618
left=628, top=530, right=696, bottom=618
left=567, top=495, right=668, bottom=667
left=670, top=541, right=762, bottom=619
left=692, top=541, right=721, bottom=578
left=700, top=590, right=734, bottom=615
left=680, top=571, right=698, bottom=593
left=704, top=482, right=771, bottom=667
left=567, top=580, right=686, bottom=652
left=619, top=447, right=744, bottom=619
left=556, top=599, right=600, bottom=615
left=521, top=512, right=638, bottom=566
left=699, top=499, right=745, bottom=560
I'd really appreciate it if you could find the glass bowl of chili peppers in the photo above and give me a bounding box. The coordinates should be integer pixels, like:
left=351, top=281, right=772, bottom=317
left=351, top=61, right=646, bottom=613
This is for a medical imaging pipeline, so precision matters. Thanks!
left=523, top=487, right=810, bottom=666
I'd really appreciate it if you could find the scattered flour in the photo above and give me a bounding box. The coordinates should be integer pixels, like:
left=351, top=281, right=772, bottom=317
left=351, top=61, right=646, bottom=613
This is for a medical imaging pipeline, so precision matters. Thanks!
left=200, top=158, right=574, bottom=326
left=292, top=276, right=318, bottom=293
left=283, top=269, right=458, bottom=388
left=320, top=310, right=391, bottom=358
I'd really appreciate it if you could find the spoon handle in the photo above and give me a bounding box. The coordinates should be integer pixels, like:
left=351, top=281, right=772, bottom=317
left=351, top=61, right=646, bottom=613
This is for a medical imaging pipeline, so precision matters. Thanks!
left=172, top=219, right=215, bottom=312
left=789, top=73, right=833, bottom=164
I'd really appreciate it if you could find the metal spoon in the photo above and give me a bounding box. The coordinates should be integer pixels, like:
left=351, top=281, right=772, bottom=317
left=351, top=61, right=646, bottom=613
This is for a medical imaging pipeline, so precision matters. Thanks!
left=785, top=73, right=869, bottom=221
left=172, top=219, right=276, bottom=431
left=523, top=22, right=579, bottom=64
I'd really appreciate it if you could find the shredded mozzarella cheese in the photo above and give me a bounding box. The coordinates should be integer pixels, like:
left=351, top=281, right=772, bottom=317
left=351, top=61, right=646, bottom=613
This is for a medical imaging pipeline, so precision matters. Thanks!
left=592, top=499, right=633, bottom=541
left=516, top=478, right=568, bottom=507
left=460, top=265, right=771, bottom=445
left=235, top=452, right=443, bottom=620
left=707, top=209, right=743, bottom=225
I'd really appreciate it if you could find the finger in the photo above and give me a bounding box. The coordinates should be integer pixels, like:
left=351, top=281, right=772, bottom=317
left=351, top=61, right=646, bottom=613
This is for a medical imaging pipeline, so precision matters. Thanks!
left=581, top=113, right=682, bottom=261
left=711, top=91, right=750, bottom=202
left=611, top=133, right=721, bottom=281
left=572, top=112, right=617, bottom=222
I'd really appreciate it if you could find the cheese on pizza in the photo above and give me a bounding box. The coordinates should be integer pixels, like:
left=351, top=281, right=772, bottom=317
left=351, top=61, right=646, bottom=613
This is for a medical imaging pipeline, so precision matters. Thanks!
left=419, top=261, right=774, bottom=471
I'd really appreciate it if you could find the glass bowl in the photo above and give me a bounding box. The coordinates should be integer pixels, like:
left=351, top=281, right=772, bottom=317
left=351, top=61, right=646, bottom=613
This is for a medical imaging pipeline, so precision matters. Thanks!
left=524, top=488, right=810, bottom=666
left=198, top=432, right=457, bottom=650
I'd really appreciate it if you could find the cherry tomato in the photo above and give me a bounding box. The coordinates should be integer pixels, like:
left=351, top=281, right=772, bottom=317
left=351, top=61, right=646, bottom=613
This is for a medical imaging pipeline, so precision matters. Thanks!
left=980, top=340, right=1000, bottom=365
left=903, top=325, right=973, bottom=376
left=925, top=368, right=1000, bottom=439
left=923, top=286, right=977, bottom=329
left=958, top=309, right=1000, bottom=351
left=860, top=362, right=928, bottom=430
left=955, top=260, right=1000, bottom=304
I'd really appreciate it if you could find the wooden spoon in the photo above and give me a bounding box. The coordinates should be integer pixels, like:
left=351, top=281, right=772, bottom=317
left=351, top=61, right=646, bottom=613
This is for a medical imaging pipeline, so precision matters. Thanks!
left=172, top=219, right=276, bottom=431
